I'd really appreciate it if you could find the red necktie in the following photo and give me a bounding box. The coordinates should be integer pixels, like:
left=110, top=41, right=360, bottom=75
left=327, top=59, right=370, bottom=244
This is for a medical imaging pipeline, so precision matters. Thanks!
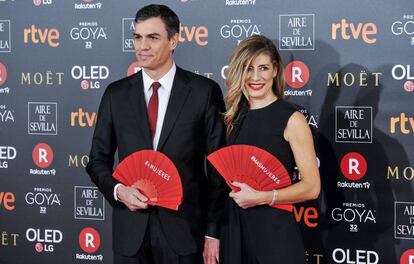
left=148, top=82, right=161, bottom=140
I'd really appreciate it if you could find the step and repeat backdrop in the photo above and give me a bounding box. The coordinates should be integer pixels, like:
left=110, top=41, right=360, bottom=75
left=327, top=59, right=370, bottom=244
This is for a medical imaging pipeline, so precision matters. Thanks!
left=1, top=0, right=413, bottom=263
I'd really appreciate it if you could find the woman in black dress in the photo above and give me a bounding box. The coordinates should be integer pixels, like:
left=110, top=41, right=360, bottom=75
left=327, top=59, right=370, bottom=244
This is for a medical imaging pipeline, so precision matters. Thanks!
left=219, top=35, right=321, bottom=264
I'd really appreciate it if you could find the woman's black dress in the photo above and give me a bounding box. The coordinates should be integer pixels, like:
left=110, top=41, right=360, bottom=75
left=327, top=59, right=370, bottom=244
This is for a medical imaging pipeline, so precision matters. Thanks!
left=220, top=99, right=306, bottom=264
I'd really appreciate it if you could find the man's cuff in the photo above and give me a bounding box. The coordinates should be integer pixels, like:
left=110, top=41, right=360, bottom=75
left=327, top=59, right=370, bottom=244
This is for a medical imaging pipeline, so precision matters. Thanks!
left=114, top=183, right=123, bottom=201
left=205, top=236, right=219, bottom=240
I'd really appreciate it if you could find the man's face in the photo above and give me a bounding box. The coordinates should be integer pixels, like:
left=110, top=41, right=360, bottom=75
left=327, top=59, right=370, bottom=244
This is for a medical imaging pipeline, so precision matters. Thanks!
left=134, top=17, right=178, bottom=72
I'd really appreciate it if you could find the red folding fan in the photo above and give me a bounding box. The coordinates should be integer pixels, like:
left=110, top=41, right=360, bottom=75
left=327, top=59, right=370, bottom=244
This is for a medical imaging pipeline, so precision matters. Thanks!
left=113, top=150, right=183, bottom=211
left=207, top=144, right=293, bottom=212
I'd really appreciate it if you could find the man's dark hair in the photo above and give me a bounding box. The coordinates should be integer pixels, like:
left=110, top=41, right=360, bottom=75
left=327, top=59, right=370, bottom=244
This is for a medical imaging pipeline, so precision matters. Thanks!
left=135, top=4, right=180, bottom=39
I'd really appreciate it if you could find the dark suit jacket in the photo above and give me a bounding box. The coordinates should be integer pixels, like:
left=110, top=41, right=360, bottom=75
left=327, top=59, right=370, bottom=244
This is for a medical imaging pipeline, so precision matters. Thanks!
left=86, top=67, right=227, bottom=256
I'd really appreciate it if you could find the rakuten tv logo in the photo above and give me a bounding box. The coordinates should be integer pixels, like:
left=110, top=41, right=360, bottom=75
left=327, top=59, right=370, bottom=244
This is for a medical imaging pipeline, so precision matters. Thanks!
left=79, top=227, right=100, bottom=253
left=340, top=152, right=367, bottom=181
left=284, top=61, right=311, bottom=96
left=23, top=25, right=60, bottom=47
left=0, top=62, right=7, bottom=87
left=392, top=65, right=414, bottom=92
left=400, top=249, right=414, bottom=264
left=0, top=191, right=15, bottom=211
left=331, top=19, right=377, bottom=44
left=179, top=24, right=208, bottom=46
left=32, top=143, right=53, bottom=169
left=71, top=65, right=109, bottom=90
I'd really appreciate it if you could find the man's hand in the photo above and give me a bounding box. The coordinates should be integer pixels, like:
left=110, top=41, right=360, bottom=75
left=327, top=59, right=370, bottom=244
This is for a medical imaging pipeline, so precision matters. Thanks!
left=203, top=238, right=219, bottom=264
left=116, top=185, right=148, bottom=211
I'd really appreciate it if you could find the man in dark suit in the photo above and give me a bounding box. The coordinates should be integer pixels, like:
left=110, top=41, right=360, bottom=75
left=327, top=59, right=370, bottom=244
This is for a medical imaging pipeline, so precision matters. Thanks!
left=86, top=4, right=226, bottom=264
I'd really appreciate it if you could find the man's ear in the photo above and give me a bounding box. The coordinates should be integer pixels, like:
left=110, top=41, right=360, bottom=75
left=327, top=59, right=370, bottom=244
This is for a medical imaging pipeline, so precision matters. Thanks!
left=169, top=33, right=179, bottom=50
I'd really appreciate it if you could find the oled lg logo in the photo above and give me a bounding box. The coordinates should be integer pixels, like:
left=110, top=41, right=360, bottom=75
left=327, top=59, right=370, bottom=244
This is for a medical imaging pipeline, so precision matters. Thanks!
left=71, top=65, right=109, bottom=90
left=0, top=20, right=11, bottom=52
left=392, top=65, right=414, bottom=92
left=220, top=18, right=261, bottom=44
left=331, top=19, right=377, bottom=44
left=76, top=227, right=103, bottom=261
left=284, top=61, right=311, bottom=96
left=391, top=15, right=414, bottom=46
left=30, top=143, right=56, bottom=176
left=0, top=146, right=17, bottom=169
left=26, top=228, right=63, bottom=253
left=33, top=0, right=52, bottom=6
left=332, top=248, right=379, bottom=264
left=23, top=25, right=60, bottom=47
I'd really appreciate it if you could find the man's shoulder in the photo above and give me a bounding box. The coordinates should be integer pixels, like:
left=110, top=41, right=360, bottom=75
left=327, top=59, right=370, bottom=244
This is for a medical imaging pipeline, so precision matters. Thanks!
left=105, top=71, right=140, bottom=94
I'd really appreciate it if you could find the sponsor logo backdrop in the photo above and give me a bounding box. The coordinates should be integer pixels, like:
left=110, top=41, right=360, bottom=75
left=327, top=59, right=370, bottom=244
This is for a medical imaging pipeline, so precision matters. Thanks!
left=1, top=0, right=413, bottom=263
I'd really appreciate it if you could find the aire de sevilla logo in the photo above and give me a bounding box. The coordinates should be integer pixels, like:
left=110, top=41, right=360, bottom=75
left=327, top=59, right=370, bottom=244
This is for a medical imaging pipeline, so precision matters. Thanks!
left=79, top=227, right=100, bottom=253
left=340, top=152, right=367, bottom=181
left=32, top=143, right=53, bottom=168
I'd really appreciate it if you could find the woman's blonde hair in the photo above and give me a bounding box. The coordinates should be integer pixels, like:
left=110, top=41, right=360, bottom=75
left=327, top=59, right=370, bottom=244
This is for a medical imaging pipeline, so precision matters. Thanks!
left=224, top=35, right=285, bottom=137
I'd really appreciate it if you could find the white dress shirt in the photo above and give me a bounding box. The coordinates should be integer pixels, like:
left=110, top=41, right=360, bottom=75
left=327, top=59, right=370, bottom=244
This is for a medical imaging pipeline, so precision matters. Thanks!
left=114, top=63, right=176, bottom=201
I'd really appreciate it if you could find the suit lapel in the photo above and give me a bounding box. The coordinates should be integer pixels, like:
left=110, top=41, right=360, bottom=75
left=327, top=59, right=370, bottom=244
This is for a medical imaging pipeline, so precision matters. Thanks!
left=127, top=71, right=153, bottom=149
left=157, top=67, right=191, bottom=151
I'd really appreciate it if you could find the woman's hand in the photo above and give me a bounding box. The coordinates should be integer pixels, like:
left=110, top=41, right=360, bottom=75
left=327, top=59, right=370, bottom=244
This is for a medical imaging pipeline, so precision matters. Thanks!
left=229, top=181, right=271, bottom=209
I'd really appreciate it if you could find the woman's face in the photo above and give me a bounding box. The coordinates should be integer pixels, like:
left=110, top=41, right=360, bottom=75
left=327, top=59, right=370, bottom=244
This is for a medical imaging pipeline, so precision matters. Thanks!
left=244, top=52, right=277, bottom=101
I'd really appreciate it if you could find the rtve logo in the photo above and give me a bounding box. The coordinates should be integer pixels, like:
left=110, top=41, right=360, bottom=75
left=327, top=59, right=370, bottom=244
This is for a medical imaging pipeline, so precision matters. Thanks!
left=23, top=25, right=60, bottom=47
left=331, top=19, right=377, bottom=44
left=79, top=227, right=100, bottom=253
left=0, top=191, right=15, bottom=211
left=340, top=152, right=367, bottom=181
left=178, top=24, right=208, bottom=46
left=390, top=113, right=414, bottom=134
left=293, top=206, right=318, bottom=228
left=70, top=108, right=97, bottom=127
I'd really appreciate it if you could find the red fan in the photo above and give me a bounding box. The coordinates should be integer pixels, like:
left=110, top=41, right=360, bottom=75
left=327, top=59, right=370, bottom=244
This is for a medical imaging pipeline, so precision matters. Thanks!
left=207, top=144, right=293, bottom=212
left=113, top=150, right=183, bottom=211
